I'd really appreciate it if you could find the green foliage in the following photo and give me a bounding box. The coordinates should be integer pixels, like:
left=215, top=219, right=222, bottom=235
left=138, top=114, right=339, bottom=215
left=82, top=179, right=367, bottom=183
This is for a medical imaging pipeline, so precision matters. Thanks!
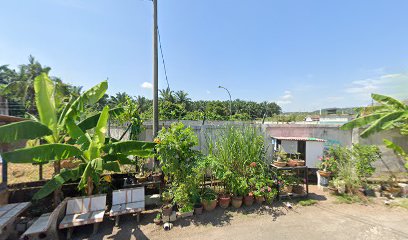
left=298, top=199, right=318, bottom=206
left=0, top=74, right=155, bottom=199
left=326, top=144, right=381, bottom=193
left=207, top=125, right=270, bottom=197
left=352, top=144, right=381, bottom=180
left=335, top=194, right=365, bottom=204
left=390, top=199, right=408, bottom=210
left=0, top=121, right=52, bottom=143
left=201, top=187, right=217, bottom=201
left=156, top=122, right=202, bottom=208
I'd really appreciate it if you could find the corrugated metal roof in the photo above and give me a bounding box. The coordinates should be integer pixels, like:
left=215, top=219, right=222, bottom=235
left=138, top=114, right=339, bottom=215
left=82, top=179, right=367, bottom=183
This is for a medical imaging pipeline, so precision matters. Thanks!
left=271, top=136, right=326, bottom=142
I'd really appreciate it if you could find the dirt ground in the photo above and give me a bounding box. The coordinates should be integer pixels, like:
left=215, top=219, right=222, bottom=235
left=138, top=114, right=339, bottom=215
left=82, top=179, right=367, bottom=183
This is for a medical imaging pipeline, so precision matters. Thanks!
left=67, top=186, right=408, bottom=240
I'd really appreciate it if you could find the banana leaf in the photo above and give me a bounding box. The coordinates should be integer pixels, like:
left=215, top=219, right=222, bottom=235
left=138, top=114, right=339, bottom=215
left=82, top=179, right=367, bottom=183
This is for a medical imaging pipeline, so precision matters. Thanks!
left=360, top=111, right=408, bottom=138
left=372, top=93, right=408, bottom=110
left=102, top=153, right=133, bottom=164
left=340, top=113, right=383, bottom=130
left=33, top=164, right=86, bottom=200
left=77, top=107, right=124, bottom=132
left=34, top=73, right=58, bottom=143
left=103, top=160, right=121, bottom=172
left=0, top=121, right=52, bottom=143
left=63, top=81, right=108, bottom=122
left=2, top=144, right=82, bottom=163
left=103, top=140, right=156, bottom=156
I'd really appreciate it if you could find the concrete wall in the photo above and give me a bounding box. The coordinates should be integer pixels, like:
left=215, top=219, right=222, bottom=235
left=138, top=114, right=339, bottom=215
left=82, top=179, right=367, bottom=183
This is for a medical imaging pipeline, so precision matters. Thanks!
left=113, top=120, right=407, bottom=176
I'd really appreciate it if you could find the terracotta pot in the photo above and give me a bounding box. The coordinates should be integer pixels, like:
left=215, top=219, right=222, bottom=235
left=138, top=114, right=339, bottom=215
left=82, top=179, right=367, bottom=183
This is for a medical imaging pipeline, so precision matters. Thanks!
left=219, top=194, right=231, bottom=209
left=202, top=199, right=217, bottom=211
left=244, top=195, right=254, bottom=206
left=273, top=161, right=287, bottom=167
left=292, top=185, right=304, bottom=194
left=287, top=159, right=298, bottom=167
left=296, top=160, right=305, bottom=166
left=283, top=185, right=293, bottom=193
left=255, top=196, right=265, bottom=204
left=231, top=196, right=243, bottom=208
left=194, top=204, right=203, bottom=215
left=318, top=170, right=331, bottom=178
left=162, top=205, right=173, bottom=216
left=136, top=175, right=148, bottom=183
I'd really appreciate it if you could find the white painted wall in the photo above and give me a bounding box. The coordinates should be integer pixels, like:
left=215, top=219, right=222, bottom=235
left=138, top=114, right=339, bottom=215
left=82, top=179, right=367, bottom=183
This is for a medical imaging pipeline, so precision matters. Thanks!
left=305, top=141, right=325, bottom=168
left=281, top=140, right=298, bottom=154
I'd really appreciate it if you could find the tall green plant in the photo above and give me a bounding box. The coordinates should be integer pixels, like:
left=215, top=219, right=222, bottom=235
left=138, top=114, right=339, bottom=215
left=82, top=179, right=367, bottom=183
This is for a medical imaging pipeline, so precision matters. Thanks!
left=156, top=122, right=202, bottom=207
left=207, top=125, right=267, bottom=196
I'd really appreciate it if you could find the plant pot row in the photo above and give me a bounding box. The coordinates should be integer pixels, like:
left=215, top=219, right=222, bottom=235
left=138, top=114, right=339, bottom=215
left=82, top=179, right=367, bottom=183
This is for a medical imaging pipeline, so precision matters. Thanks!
left=274, top=159, right=305, bottom=167
left=202, top=194, right=266, bottom=210
left=135, top=172, right=163, bottom=183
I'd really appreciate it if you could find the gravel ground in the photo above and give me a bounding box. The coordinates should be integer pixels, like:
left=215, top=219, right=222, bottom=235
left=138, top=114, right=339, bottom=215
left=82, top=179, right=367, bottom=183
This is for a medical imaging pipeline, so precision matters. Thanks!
left=73, top=186, right=408, bottom=240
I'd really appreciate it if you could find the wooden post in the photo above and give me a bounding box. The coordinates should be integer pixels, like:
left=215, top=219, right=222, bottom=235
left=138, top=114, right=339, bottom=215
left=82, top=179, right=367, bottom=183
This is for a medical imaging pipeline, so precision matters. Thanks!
left=39, top=164, right=43, bottom=180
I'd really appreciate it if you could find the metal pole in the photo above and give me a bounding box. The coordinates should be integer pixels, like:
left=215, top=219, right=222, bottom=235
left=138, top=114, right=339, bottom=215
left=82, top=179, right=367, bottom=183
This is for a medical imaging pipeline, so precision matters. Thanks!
left=153, top=0, right=159, bottom=138
left=218, top=86, right=232, bottom=119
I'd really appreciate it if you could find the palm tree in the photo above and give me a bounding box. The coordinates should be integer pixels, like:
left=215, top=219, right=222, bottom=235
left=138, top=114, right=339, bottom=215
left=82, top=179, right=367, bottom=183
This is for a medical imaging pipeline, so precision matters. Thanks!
left=159, top=87, right=175, bottom=103
left=2, top=55, right=51, bottom=113
left=175, top=90, right=191, bottom=111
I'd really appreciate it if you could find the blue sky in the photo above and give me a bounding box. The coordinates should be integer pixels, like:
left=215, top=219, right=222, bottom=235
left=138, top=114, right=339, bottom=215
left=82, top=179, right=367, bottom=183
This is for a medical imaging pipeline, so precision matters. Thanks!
left=1, top=0, right=407, bottom=112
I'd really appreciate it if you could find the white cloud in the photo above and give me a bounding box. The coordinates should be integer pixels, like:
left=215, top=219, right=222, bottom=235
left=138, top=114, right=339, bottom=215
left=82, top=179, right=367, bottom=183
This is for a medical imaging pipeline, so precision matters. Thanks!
left=276, top=90, right=293, bottom=105
left=206, top=90, right=211, bottom=94
left=345, top=73, right=408, bottom=101
left=346, top=79, right=380, bottom=94
left=141, top=82, right=153, bottom=89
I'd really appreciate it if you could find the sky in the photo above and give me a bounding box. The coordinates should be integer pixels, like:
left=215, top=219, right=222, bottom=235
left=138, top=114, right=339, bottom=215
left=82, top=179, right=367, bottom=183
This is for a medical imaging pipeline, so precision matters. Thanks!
left=1, top=0, right=408, bottom=112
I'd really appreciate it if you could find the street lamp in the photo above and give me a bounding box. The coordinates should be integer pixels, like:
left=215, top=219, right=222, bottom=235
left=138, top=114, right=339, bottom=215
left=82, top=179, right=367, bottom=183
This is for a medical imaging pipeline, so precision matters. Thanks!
left=218, top=85, right=232, bottom=119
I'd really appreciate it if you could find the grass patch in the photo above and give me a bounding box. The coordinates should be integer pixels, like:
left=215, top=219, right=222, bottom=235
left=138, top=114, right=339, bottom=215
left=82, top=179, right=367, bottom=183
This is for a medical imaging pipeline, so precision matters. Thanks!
left=298, top=199, right=318, bottom=206
left=390, top=199, right=408, bottom=210
left=334, top=194, right=365, bottom=204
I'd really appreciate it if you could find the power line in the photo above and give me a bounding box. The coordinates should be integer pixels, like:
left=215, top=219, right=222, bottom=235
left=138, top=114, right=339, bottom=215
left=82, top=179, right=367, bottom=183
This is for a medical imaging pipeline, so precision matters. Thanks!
left=157, top=26, right=170, bottom=89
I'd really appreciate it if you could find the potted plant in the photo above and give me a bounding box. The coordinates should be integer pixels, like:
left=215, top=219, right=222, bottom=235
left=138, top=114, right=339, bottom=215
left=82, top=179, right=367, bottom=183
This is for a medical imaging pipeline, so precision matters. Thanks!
left=281, top=173, right=298, bottom=194
left=293, top=152, right=305, bottom=166
left=317, top=156, right=333, bottom=177
left=244, top=192, right=254, bottom=206
left=178, top=204, right=194, bottom=218
left=292, top=184, right=305, bottom=195
left=230, top=177, right=247, bottom=208
left=264, top=186, right=277, bottom=204
left=194, top=202, right=203, bottom=215
left=201, top=187, right=217, bottom=211
left=154, top=213, right=162, bottom=225
left=135, top=158, right=149, bottom=183
left=152, top=165, right=163, bottom=182
left=218, top=190, right=231, bottom=209
left=162, top=203, right=173, bottom=216
left=287, top=153, right=298, bottom=167
left=274, top=150, right=288, bottom=167
left=162, top=190, right=173, bottom=204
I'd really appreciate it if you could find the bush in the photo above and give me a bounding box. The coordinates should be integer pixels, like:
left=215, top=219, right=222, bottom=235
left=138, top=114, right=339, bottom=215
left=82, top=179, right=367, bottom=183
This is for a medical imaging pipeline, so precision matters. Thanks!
left=327, top=144, right=381, bottom=194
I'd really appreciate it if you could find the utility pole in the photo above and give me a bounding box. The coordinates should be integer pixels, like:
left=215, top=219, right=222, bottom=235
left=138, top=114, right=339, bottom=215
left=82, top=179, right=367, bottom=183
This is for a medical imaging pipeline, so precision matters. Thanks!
left=153, top=0, right=159, bottom=138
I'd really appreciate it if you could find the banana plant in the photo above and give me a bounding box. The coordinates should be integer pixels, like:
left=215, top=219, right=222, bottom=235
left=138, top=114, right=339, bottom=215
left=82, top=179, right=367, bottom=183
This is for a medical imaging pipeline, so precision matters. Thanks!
left=341, top=93, right=408, bottom=168
left=0, top=73, right=155, bottom=199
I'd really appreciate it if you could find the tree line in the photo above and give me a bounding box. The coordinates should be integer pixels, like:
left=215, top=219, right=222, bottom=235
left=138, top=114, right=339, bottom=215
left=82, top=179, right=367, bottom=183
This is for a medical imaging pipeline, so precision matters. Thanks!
left=0, top=56, right=282, bottom=121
